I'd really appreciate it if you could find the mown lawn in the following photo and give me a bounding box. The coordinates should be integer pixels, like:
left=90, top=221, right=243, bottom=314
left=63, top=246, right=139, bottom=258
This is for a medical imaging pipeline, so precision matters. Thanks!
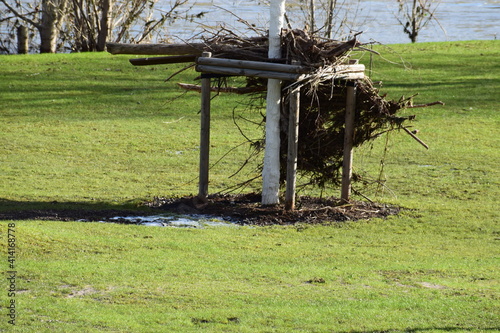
left=0, top=40, right=499, bottom=332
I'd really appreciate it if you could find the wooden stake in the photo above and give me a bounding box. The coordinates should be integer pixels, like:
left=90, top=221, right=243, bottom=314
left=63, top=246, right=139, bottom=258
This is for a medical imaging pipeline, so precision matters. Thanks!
left=198, top=52, right=212, bottom=201
left=285, top=85, right=301, bottom=211
left=341, top=81, right=357, bottom=203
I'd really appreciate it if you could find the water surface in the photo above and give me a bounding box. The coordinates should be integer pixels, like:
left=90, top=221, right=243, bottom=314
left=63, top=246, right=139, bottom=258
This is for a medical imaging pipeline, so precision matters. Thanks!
left=165, top=0, right=499, bottom=44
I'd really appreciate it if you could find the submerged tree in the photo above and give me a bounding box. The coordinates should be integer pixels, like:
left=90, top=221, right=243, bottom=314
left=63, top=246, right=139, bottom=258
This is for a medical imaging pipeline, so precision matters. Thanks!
left=0, top=0, right=204, bottom=53
left=291, top=0, right=362, bottom=40
left=395, top=0, right=444, bottom=43
left=0, top=0, right=68, bottom=53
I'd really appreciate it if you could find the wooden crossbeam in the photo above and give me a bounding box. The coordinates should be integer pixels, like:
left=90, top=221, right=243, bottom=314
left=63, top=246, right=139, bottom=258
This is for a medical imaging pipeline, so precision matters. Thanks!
left=195, top=64, right=303, bottom=81
left=197, top=57, right=309, bottom=74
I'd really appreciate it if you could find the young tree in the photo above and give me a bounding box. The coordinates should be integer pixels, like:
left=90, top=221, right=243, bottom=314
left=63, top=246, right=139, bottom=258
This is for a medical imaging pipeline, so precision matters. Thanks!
left=293, top=0, right=358, bottom=39
left=262, top=0, right=286, bottom=205
left=68, top=0, right=112, bottom=51
left=395, top=0, right=443, bottom=43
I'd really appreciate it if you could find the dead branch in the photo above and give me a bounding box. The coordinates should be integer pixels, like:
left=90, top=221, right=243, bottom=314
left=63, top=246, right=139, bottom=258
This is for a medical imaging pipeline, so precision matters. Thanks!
left=407, top=101, right=445, bottom=108
left=402, top=127, right=429, bottom=149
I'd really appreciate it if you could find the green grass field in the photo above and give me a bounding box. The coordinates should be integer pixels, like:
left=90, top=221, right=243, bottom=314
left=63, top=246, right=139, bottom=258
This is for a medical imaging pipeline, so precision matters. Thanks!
left=0, top=40, right=499, bottom=332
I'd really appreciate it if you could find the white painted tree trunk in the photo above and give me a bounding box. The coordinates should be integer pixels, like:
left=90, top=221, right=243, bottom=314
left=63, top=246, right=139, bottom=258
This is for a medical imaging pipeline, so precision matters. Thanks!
left=262, top=0, right=286, bottom=205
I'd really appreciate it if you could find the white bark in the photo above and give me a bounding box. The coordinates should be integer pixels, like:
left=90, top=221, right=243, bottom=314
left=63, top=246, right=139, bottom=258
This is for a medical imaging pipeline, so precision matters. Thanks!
left=262, top=0, right=286, bottom=205
left=39, top=0, right=67, bottom=53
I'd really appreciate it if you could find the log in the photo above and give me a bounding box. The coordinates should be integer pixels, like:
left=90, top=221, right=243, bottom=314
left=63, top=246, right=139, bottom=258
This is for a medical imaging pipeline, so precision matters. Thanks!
left=197, top=57, right=309, bottom=74
left=333, top=64, right=365, bottom=73
left=130, top=55, right=198, bottom=66
left=291, top=64, right=365, bottom=84
left=195, top=64, right=302, bottom=81
left=107, top=37, right=268, bottom=56
left=106, top=42, right=204, bottom=55
left=341, top=72, right=365, bottom=80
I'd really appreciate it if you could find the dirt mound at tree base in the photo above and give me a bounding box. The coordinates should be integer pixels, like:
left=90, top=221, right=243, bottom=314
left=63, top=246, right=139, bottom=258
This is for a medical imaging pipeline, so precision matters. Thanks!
left=148, top=193, right=400, bottom=226
left=0, top=194, right=399, bottom=225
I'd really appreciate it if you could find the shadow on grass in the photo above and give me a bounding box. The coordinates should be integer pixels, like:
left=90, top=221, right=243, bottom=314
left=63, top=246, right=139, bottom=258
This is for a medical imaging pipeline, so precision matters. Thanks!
left=0, top=198, right=155, bottom=221
left=338, top=327, right=500, bottom=333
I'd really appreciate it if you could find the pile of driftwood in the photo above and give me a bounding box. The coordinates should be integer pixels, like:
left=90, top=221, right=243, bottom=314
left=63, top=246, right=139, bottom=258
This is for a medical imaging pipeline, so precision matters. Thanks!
left=110, top=29, right=438, bottom=189
left=200, top=29, right=424, bottom=188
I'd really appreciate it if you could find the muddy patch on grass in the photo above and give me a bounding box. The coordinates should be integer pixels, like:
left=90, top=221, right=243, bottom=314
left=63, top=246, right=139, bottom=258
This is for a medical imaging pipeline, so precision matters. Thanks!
left=0, top=193, right=400, bottom=226
left=146, top=193, right=400, bottom=226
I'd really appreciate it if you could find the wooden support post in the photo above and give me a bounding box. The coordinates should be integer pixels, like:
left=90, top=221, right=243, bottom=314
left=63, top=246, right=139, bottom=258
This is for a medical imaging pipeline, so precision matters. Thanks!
left=341, top=81, right=357, bottom=203
left=198, top=52, right=212, bottom=201
left=285, top=85, right=301, bottom=210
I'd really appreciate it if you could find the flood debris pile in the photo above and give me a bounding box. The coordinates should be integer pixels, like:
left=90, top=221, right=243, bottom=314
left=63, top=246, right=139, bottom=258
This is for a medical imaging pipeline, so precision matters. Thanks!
left=199, top=29, right=420, bottom=188
left=283, top=75, right=412, bottom=187
left=146, top=193, right=401, bottom=226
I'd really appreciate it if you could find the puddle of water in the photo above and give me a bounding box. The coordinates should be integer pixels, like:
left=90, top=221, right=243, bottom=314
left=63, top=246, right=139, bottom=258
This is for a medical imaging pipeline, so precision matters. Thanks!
left=104, top=214, right=238, bottom=228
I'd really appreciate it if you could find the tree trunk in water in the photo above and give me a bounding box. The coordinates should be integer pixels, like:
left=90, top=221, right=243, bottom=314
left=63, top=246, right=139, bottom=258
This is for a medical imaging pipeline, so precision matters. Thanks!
left=262, top=0, right=286, bottom=206
left=17, top=26, right=29, bottom=54
left=39, top=0, right=67, bottom=53
left=97, top=0, right=112, bottom=51
left=325, top=0, right=336, bottom=39
left=309, top=0, right=315, bottom=32
left=410, top=0, right=418, bottom=43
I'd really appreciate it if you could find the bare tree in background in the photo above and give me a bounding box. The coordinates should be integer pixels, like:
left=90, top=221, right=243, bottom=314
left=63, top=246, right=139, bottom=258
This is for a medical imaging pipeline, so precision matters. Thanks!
left=0, top=0, right=202, bottom=53
left=1, top=0, right=68, bottom=53
left=324, top=0, right=336, bottom=39
left=67, top=0, right=112, bottom=51
left=292, top=0, right=360, bottom=39
left=395, top=0, right=443, bottom=43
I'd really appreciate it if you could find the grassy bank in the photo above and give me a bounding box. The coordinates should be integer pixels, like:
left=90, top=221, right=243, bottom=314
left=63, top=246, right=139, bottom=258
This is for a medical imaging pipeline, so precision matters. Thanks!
left=1, top=40, right=499, bottom=332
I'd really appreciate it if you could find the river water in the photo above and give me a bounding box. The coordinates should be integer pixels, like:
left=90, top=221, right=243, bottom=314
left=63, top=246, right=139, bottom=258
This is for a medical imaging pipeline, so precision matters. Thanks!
left=1, top=0, right=497, bottom=53
left=165, top=0, right=499, bottom=44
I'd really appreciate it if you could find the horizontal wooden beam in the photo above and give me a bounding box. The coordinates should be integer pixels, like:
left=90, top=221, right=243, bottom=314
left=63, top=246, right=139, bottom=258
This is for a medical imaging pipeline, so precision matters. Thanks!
left=195, top=64, right=303, bottom=81
left=197, top=57, right=308, bottom=74
left=331, top=72, right=365, bottom=80
left=106, top=42, right=204, bottom=55
left=332, top=64, right=365, bottom=73
left=308, top=64, right=366, bottom=80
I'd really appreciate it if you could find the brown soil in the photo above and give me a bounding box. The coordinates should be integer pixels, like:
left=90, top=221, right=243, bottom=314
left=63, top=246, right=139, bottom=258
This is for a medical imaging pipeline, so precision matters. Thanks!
left=146, top=193, right=400, bottom=226
left=0, top=193, right=399, bottom=225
